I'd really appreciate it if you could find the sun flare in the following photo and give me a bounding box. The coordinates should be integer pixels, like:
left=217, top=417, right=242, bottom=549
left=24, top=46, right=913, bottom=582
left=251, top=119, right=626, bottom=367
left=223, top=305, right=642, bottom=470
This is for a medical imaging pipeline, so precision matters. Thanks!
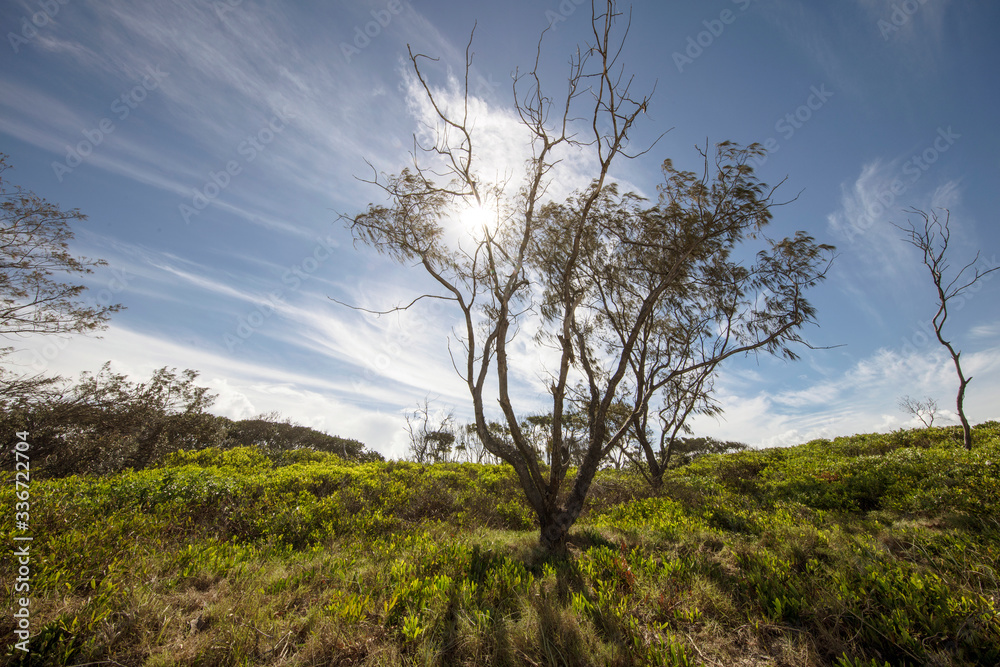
left=460, top=203, right=495, bottom=230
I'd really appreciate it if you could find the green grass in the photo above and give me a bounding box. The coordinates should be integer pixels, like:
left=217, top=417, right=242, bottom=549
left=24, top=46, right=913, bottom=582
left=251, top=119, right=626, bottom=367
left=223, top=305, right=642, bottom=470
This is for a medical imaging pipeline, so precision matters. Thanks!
left=2, top=423, right=999, bottom=666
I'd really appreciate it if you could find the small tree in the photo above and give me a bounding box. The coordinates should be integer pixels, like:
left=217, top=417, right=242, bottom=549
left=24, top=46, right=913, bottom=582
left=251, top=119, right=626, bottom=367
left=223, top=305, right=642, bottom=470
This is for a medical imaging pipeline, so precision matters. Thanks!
left=405, top=398, right=457, bottom=463
left=342, top=2, right=833, bottom=553
left=628, top=365, right=721, bottom=488
left=898, top=395, right=939, bottom=428
left=894, top=208, right=999, bottom=450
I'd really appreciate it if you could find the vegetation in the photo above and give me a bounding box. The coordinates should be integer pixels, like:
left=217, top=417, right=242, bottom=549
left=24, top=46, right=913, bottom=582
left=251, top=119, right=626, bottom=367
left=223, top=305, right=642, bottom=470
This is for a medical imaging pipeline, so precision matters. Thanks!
left=4, top=422, right=998, bottom=665
left=1, top=363, right=380, bottom=479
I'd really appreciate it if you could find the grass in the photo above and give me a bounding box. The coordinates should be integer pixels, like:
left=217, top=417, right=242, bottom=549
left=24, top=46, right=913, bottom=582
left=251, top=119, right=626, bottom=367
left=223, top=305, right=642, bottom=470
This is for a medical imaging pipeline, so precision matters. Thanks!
left=2, top=422, right=999, bottom=665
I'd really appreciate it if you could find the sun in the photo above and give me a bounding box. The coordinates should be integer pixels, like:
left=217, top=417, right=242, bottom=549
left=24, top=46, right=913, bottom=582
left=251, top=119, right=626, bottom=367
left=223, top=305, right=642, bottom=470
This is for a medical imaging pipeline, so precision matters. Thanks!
left=460, top=202, right=496, bottom=230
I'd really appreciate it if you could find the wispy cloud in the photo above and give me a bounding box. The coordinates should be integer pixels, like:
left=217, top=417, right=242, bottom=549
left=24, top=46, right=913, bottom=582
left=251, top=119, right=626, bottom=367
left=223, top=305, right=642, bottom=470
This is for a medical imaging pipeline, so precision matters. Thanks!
left=6, top=322, right=415, bottom=457
left=696, top=342, right=1000, bottom=448
left=970, top=321, right=1000, bottom=341
left=827, top=159, right=934, bottom=279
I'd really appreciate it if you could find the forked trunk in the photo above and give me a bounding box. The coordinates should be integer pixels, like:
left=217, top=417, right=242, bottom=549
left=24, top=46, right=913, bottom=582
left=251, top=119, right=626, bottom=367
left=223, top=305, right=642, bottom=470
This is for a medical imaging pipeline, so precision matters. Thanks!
left=536, top=469, right=595, bottom=555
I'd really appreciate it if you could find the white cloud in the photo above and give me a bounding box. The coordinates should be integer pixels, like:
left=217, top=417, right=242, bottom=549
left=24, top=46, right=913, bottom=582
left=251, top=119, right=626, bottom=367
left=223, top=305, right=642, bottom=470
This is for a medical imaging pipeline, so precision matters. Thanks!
left=694, top=341, right=1000, bottom=448
left=970, top=321, right=1000, bottom=340
left=5, top=323, right=414, bottom=456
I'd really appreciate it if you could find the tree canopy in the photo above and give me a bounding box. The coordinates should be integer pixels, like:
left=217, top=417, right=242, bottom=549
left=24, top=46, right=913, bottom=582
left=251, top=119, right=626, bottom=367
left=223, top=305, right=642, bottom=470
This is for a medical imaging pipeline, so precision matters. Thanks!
left=1, top=153, right=121, bottom=343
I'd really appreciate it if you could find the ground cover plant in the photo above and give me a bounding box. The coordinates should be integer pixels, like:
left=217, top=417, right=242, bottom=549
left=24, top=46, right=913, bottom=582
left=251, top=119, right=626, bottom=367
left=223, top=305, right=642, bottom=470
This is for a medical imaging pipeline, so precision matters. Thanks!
left=3, top=422, right=999, bottom=666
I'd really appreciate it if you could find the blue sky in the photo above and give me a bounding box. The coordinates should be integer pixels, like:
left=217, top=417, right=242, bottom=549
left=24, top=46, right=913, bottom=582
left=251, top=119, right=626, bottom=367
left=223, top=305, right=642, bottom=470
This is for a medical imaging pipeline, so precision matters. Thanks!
left=2, top=0, right=998, bottom=458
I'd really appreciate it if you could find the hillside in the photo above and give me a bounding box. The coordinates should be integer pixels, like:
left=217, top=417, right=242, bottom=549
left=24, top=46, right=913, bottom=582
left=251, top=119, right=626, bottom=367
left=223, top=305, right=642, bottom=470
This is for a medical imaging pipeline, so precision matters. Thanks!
left=3, top=423, right=999, bottom=666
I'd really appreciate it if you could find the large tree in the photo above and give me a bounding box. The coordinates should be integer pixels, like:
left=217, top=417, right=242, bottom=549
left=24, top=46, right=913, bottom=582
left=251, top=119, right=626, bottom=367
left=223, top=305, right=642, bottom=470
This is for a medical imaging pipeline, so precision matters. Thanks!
left=342, top=2, right=833, bottom=553
left=0, top=153, right=121, bottom=343
left=1, top=152, right=123, bottom=399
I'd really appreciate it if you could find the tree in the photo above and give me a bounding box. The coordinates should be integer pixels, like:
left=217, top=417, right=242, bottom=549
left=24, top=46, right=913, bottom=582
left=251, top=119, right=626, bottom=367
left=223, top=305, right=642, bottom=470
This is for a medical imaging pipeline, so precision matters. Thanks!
left=2, top=363, right=383, bottom=477
left=628, top=369, right=723, bottom=487
left=894, top=208, right=999, bottom=450
left=663, top=436, right=748, bottom=468
left=898, top=395, right=939, bottom=428
left=405, top=398, right=457, bottom=463
left=0, top=153, right=121, bottom=343
left=224, top=412, right=374, bottom=461
left=342, top=1, right=833, bottom=553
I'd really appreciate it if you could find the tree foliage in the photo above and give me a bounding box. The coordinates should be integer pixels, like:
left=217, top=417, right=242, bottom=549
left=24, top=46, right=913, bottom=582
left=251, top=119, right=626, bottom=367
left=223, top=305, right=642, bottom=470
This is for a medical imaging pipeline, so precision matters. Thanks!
left=0, top=153, right=121, bottom=343
left=343, top=1, right=833, bottom=553
left=225, top=412, right=376, bottom=463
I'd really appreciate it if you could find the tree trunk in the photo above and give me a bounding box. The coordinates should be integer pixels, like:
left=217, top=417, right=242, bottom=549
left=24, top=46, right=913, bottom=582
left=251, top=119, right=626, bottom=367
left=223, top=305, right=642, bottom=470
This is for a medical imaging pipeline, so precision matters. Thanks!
left=957, top=374, right=973, bottom=450
left=539, top=513, right=572, bottom=555
left=945, top=344, right=973, bottom=450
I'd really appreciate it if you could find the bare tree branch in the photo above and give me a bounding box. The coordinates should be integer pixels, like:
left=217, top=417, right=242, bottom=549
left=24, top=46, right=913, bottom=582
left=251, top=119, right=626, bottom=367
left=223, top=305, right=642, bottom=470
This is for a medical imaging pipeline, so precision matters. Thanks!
left=892, top=207, right=996, bottom=449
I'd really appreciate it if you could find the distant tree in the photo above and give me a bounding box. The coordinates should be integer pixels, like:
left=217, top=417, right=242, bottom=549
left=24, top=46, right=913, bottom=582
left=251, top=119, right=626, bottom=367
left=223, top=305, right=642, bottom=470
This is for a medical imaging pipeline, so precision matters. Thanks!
left=0, top=153, right=121, bottom=345
left=454, top=423, right=496, bottom=464
left=627, top=366, right=721, bottom=487
left=405, top=398, right=457, bottom=463
left=342, top=1, right=833, bottom=553
left=455, top=421, right=504, bottom=465
left=224, top=412, right=374, bottom=461
left=666, top=436, right=749, bottom=468
left=894, top=208, right=999, bottom=450
left=898, top=395, right=939, bottom=428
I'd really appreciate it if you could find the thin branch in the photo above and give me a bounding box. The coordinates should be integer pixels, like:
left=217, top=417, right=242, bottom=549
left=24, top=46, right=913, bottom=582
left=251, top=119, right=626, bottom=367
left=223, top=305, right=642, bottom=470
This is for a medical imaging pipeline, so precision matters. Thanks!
left=328, top=293, right=457, bottom=317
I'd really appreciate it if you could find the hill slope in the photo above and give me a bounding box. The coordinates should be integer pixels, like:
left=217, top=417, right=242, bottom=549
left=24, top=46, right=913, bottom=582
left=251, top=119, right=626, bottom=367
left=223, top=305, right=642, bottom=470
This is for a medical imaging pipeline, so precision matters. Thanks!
left=3, top=423, right=999, bottom=666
